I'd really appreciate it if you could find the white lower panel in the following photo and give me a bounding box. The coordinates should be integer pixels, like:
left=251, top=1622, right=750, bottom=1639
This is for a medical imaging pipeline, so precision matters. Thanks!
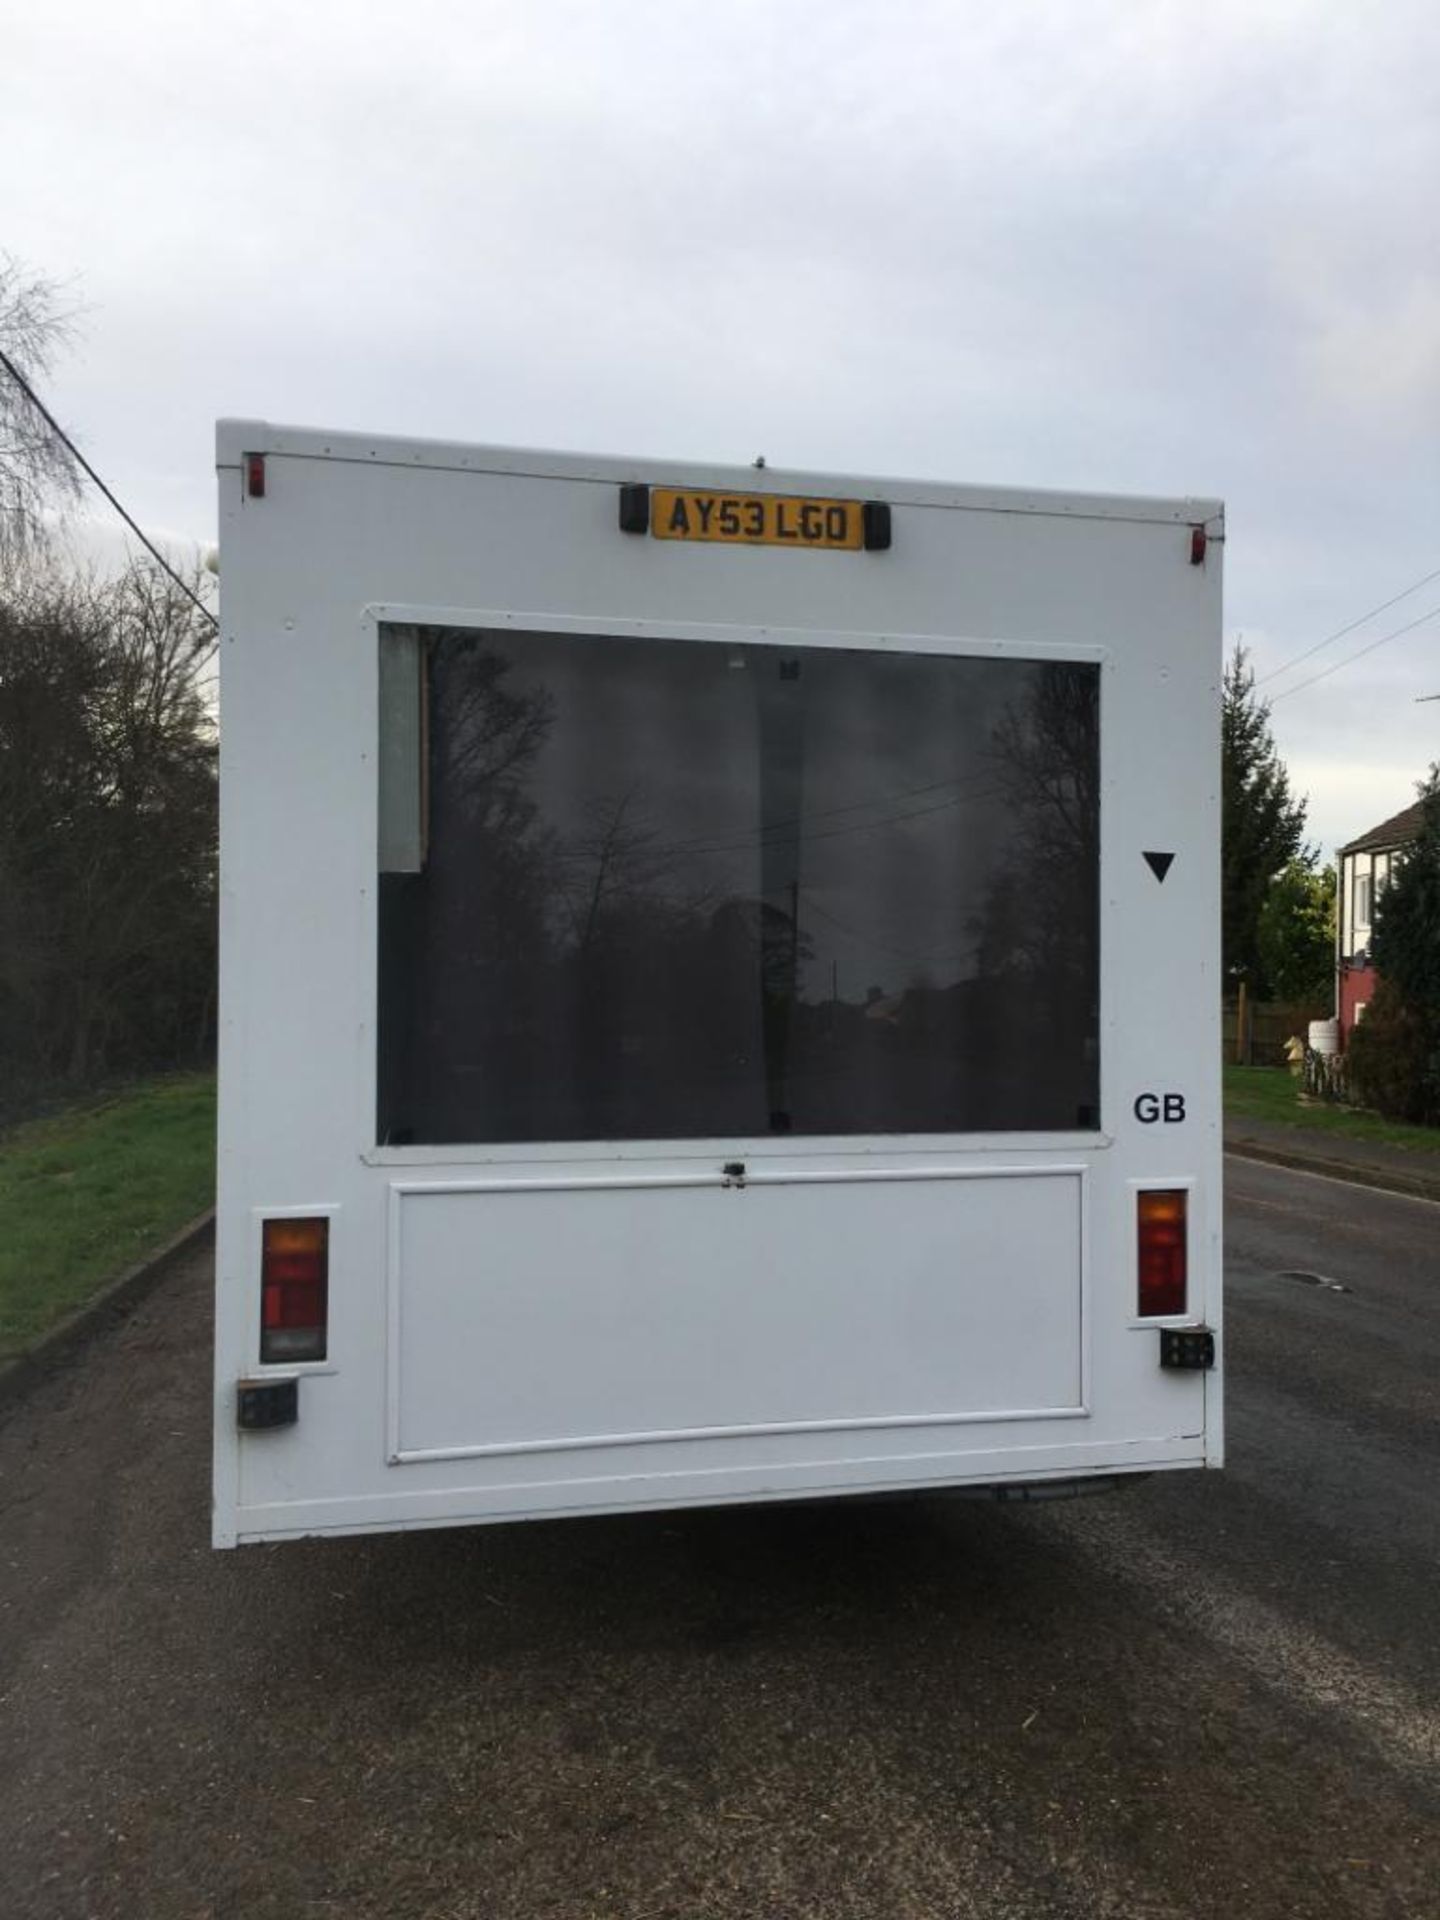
left=224, top=1436, right=1201, bottom=1547
left=389, top=1166, right=1085, bottom=1462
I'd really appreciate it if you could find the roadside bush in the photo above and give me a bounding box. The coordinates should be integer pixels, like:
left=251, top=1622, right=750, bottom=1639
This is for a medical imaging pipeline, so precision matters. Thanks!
left=1257, top=860, right=1334, bottom=1003
left=1346, top=980, right=1440, bottom=1126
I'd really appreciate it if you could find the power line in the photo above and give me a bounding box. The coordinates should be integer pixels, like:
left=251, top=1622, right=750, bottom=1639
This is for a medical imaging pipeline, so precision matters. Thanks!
left=663, top=765, right=1005, bottom=857
left=677, top=781, right=1008, bottom=859
left=0, top=346, right=217, bottom=628
left=1269, top=602, right=1440, bottom=704
left=551, top=764, right=1014, bottom=876
left=799, top=887, right=973, bottom=969
left=1256, top=562, right=1440, bottom=687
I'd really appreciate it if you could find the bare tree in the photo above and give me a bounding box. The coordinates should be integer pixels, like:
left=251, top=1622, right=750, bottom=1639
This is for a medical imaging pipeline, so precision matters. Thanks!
left=0, top=556, right=217, bottom=1104
left=975, top=662, right=1100, bottom=983
left=0, top=257, right=83, bottom=571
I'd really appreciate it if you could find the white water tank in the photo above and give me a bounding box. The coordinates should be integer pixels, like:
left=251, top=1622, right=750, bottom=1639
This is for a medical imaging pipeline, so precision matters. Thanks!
left=1308, top=1017, right=1340, bottom=1056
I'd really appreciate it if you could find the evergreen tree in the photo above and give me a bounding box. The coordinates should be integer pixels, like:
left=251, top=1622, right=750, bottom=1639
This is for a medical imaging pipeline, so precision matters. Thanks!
left=1371, top=767, right=1440, bottom=1015
left=1347, top=770, right=1440, bottom=1126
left=1222, top=644, right=1308, bottom=986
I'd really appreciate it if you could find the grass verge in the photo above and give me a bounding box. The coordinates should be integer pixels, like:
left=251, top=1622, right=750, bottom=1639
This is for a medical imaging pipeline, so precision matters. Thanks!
left=1224, top=1065, right=1440, bottom=1155
left=0, top=1072, right=215, bottom=1364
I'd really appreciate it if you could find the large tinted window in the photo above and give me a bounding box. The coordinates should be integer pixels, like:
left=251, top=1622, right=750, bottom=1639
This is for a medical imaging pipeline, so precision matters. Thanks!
left=377, top=626, right=1099, bottom=1144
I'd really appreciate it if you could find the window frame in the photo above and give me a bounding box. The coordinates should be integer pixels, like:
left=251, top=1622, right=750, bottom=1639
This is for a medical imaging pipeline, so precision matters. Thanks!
left=359, top=604, right=1112, bottom=1167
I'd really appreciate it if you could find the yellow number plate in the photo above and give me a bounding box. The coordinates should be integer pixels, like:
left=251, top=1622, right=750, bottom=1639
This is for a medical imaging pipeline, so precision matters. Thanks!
left=651, top=488, right=863, bottom=550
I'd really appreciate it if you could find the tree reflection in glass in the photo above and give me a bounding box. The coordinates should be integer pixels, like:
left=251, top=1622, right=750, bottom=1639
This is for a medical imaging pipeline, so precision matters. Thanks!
left=377, top=628, right=1099, bottom=1145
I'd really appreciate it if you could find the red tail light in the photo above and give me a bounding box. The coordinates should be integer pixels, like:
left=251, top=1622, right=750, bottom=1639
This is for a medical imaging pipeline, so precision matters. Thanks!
left=261, top=1217, right=329, bottom=1362
left=1137, top=1189, right=1187, bottom=1318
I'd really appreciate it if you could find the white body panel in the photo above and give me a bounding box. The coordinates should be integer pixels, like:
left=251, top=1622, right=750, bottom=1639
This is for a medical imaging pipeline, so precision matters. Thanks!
left=213, top=421, right=1223, bottom=1547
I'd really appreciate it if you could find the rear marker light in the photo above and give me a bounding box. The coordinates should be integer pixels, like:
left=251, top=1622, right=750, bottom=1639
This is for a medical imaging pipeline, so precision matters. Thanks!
left=261, top=1216, right=329, bottom=1363
left=245, top=452, right=266, bottom=498
left=1137, top=1189, right=1187, bottom=1318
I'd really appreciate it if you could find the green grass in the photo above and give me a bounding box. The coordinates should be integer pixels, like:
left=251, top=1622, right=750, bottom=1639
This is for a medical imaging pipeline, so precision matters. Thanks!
left=0, top=1072, right=215, bottom=1364
left=6, top=1061, right=1432, bottom=1364
left=1224, top=1065, right=1440, bottom=1155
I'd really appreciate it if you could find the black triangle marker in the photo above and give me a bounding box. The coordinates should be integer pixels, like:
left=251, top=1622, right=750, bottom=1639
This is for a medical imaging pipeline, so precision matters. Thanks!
left=1143, top=851, right=1175, bottom=883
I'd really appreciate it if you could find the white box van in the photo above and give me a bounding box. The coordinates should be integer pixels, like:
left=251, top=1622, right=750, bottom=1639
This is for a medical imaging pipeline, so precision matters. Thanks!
left=212, top=421, right=1222, bottom=1546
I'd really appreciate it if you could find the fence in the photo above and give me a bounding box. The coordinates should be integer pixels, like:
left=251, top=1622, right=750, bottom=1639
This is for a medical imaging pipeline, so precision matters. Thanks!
left=1222, top=997, right=1330, bottom=1068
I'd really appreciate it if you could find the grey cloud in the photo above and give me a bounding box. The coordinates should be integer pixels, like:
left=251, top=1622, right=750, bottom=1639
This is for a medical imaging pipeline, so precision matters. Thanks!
left=5, top=0, right=1438, bottom=849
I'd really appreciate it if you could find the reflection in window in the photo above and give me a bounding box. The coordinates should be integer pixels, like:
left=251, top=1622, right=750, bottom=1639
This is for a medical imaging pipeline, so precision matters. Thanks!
left=377, top=627, right=1100, bottom=1144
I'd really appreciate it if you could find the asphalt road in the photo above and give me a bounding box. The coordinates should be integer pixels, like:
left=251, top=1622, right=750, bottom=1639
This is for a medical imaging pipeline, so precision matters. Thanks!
left=2, top=1158, right=1437, bottom=1920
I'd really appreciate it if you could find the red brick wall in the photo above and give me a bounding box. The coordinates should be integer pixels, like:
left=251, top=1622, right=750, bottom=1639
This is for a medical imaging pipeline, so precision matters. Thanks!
left=1339, top=963, right=1376, bottom=1044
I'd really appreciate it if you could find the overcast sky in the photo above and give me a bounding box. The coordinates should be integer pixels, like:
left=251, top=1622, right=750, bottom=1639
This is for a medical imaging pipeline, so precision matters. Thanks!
left=5, top=0, right=1438, bottom=856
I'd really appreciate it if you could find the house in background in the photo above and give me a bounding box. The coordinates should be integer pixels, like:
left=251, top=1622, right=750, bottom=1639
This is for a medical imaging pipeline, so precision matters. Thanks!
left=1335, top=799, right=1425, bottom=1044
